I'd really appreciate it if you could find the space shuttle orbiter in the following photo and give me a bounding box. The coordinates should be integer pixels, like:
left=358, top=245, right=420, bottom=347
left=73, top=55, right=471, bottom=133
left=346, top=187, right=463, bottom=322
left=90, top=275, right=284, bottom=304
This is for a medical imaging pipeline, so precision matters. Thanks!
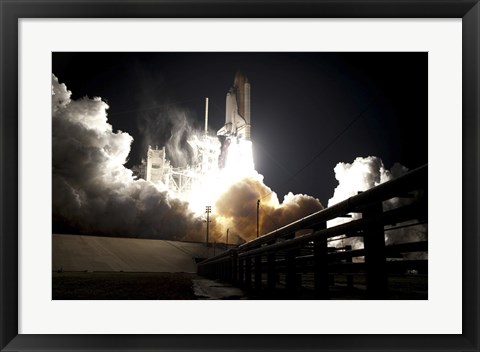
left=217, top=71, right=251, bottom=141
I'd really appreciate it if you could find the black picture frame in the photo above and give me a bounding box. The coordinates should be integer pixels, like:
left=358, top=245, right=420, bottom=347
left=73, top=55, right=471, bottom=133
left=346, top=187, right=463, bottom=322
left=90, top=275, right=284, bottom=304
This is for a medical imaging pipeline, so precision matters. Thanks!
left=1, top=1, right=478, bottom=351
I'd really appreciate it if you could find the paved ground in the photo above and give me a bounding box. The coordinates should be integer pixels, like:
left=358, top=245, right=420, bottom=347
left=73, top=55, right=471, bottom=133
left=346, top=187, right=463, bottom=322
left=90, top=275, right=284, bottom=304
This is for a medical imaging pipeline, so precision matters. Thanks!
left=53, top=234, right=220, bottom=273
left=52, top=234, right=246, bottom=300
left=192, top=279, right=247, bottom=299
left=52, top=272, right=199, bottom=299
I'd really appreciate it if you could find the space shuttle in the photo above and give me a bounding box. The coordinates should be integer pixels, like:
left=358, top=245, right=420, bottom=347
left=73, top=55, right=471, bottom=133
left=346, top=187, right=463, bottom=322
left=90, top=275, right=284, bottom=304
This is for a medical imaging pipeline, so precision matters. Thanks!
left=217, top=71, right=251, bottom=141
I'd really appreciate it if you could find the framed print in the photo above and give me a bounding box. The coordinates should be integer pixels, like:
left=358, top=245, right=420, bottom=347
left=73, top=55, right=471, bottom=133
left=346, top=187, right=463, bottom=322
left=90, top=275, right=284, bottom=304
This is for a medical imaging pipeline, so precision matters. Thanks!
left=1, top=0, right=479, bottom=351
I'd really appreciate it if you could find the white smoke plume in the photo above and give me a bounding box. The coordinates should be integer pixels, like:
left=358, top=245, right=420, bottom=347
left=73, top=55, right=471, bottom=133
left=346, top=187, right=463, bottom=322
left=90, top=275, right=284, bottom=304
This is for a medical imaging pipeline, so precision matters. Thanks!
left=52, top=75, right=324, bottom=243
left=327, top=156, right=427, bottom=251
left=52, top=74, right=203, bottom=239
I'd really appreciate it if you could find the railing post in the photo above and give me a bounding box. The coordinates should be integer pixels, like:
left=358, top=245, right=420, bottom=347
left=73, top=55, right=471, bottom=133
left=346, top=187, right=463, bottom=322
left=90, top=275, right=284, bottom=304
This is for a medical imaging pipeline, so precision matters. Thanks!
left=314, top=240, right=328, bottom=298
left=231, top=250, right=238, bottom=284
left=345, top=245, right=354, bottom=290
left=238, top=257, right=244, bottom=286
left=267, top=251, right=276, bottom=292
left=285, top=249, right=297, bottom=296
left=245, top=257, right=252, bottom=289
left=254, top=255, right=262, bottom=290
left=220, top=261, right=225, bottom=280
left=285, top=233, right=298, bottom=296
left=224, top=260, right=228, bottom=281
left=313, top=222, right=329, bottom=299
left=363, top=202, right=388, bottom=299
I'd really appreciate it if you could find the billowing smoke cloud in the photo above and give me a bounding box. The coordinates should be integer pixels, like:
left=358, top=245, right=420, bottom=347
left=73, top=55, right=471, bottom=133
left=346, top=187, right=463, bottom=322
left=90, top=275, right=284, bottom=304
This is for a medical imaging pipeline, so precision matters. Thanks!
left=327, top=156, right=427, bottom=251
left=328, top=156, right=407, bottom=206
left=52, top=74, right=203, bottom=239
left=52, top=75, right=324, bottom=243
left=214, top=174, right=323, bottom=242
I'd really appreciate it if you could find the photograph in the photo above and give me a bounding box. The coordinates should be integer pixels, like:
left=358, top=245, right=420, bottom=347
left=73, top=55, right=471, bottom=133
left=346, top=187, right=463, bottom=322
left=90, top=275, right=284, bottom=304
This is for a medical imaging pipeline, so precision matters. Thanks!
left=52, top=52, right=428, bottom=300
left=2, top=0, right=479, bottom=349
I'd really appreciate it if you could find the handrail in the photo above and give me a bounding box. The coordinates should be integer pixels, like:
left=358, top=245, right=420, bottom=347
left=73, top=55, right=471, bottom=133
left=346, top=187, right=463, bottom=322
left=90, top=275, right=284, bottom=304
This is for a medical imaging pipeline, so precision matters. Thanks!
left=197, top=164, right=428, bottom=299
left=239, top=164, right=427, bottom=251
left=237, top=201, right=425, bottom=258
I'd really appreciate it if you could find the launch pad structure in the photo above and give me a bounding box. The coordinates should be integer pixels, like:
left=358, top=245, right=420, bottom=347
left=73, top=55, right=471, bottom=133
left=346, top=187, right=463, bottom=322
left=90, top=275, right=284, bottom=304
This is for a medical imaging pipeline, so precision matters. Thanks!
left=132, top=71, right=252, bottom=199
left=134, top=136, right=220, bottom=197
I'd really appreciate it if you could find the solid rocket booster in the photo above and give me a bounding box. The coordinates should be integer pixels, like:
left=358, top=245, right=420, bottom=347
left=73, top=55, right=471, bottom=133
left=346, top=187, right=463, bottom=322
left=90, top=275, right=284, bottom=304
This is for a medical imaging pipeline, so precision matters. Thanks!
left=217, top=71, right=251, bottom=141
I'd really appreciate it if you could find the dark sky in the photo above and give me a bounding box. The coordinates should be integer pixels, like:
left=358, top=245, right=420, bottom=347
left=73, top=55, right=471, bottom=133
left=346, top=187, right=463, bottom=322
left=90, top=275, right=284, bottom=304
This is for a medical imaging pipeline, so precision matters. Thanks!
left=52, top=52, right=427, bottom=205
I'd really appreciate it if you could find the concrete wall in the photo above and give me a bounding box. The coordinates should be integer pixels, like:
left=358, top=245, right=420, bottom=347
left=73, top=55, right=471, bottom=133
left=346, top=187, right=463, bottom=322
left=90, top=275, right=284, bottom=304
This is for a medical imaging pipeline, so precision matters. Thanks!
left=53, top=234, right=212, bottom=273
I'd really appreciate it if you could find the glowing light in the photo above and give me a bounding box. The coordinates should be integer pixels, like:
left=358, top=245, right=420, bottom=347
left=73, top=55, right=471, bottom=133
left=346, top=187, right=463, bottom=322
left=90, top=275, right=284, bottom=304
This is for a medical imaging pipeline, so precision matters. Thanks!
left=179, top=136, right=256, bottom=217
left=223, top=138, right=255, bottom=177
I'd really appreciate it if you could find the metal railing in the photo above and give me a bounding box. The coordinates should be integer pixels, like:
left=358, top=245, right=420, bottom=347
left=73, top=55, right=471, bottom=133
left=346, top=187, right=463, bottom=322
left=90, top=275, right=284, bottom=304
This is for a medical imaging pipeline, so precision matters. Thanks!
left=198, top=164, right=428, bottom=299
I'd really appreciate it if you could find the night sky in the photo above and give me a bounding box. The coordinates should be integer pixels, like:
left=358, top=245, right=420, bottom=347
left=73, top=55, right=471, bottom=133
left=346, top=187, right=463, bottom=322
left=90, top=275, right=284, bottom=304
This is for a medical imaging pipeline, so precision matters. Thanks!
left=52, top=52, right=427, bottom=205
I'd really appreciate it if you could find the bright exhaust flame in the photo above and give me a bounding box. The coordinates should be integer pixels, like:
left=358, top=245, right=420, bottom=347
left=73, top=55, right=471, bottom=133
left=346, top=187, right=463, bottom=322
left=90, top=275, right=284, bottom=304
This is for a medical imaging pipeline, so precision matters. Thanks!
left=223, top=138, right=255, bottom=174
left=181, top=137, right=255, bottom=217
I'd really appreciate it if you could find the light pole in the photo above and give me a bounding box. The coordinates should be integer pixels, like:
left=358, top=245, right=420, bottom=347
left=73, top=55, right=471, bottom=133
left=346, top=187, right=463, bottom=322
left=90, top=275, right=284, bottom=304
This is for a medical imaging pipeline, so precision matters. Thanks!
left=256, top=199, right=260, bottom=238
left=205, top=205, right=211, bottom=257
left=226, top=228, right=229, bottom=249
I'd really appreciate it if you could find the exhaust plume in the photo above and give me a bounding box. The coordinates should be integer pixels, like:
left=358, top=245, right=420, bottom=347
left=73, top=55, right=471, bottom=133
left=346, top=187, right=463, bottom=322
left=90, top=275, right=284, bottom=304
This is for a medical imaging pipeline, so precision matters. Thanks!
left=52, top=75, right=324, bottom=243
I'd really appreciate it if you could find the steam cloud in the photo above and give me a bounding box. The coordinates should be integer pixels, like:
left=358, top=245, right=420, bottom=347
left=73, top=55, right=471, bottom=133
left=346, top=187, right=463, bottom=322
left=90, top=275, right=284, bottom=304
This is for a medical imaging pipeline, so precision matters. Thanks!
left=52, top=74, right=203, bottom=239
left=327, top=156, right=427, bottom=250
left=138, top=105, right=195, bottom=168
left=52, top=75, right=324, bottom=242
